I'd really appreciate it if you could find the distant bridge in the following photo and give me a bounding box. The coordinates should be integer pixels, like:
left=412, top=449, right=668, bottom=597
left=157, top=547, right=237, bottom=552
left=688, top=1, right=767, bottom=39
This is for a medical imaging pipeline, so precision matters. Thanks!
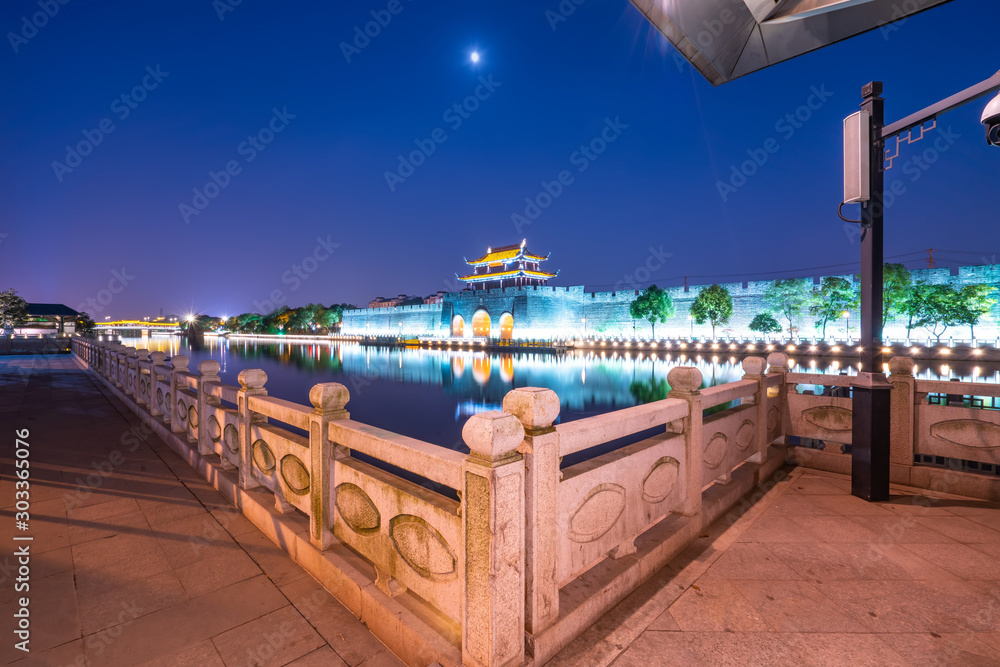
left=95, top=320, right=183, bottom=334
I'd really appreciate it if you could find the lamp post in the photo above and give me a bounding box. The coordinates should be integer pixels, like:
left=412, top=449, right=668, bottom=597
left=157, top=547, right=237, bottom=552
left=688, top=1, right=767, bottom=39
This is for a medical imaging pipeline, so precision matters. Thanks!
left=688, top=314, right=693, bottom=339
left=843, top=311, right=850, bottom=340
left=844, top=71, right=1000, bottom=502
left=581, top=317, right=587, bottom=339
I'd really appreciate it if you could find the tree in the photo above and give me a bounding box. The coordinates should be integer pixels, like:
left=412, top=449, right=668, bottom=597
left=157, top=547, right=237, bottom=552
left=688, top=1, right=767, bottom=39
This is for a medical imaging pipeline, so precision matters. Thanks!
left=749, top=312, right=782, bottom=335
left=909, top=283, right=961, bottom=342
left=954, top=284, right=997, bottom=339
left=629, top=285, right=674, bottom=338
left=75, top=312, right=96, bottom=334
left=0, top=288, right=28, bottom=334
left=882, top=263, right=912, bottom=327
left=690, top=284, right=733, bottom=339
left=763, top=278, right=810, bottom=335
left=809, top=277, right=858, bottom=339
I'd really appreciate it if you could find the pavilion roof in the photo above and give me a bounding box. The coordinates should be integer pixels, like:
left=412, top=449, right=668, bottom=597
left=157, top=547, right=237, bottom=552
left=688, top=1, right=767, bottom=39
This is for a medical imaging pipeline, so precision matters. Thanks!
left=458, top=268, right=557, bottom=282
left=26, top=303, right=79, bottom=317
left=466, top=242, right=549, bottom=266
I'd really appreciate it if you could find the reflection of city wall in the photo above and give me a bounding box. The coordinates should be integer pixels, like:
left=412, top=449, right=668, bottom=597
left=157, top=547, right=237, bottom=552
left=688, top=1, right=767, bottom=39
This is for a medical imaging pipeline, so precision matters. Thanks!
left=342, top=263, right=1000, bottom=340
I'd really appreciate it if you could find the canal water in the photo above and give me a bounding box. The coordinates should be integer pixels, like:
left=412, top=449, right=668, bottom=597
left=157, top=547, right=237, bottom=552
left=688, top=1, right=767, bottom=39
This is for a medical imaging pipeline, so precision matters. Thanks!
left=117, top=334, right=1000, bottom=452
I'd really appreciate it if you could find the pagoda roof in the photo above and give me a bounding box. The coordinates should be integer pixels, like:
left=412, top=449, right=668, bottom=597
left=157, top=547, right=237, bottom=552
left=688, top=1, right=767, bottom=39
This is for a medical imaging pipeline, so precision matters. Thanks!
left=458, top=268, right=558, bottom=283
left=465, top=241, right=549, bottom=266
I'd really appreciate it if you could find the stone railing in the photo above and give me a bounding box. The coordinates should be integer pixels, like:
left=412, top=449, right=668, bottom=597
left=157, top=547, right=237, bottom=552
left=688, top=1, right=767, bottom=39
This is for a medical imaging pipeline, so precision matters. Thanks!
left=84, top=338, right=957, bottom=665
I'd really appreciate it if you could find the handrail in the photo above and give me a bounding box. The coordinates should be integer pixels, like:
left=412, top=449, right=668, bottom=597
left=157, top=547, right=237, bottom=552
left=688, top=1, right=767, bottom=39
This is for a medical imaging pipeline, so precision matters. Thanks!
left=557, top=398, right=688, bottom=456
left=701, top=379, right=757, bottom=409
left=248, top=395, right=311, bottom=430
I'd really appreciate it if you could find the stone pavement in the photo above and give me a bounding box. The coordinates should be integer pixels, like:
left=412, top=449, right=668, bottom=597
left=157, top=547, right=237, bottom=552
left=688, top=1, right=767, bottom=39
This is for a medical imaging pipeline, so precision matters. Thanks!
left=550, top=465, right=1000, bottom=666
left=0, top=355, right=404, bottom=667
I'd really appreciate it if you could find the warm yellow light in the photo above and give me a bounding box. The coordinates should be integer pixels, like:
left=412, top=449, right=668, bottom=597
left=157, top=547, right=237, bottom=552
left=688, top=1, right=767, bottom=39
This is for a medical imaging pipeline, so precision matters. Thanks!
left=940, top=348, right=950, bottom=355
left=832, top=346, right=840, bottom=352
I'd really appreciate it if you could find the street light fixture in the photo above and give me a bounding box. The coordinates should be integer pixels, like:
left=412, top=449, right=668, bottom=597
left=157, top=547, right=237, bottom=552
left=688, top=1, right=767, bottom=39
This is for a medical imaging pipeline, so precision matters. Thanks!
left=843, top=69, right=1000, bottom=502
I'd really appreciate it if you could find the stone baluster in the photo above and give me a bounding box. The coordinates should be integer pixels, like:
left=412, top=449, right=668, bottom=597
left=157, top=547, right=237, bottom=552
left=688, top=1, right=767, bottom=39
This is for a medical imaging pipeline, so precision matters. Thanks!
left=666, top=367, right=704, bottom=517
left=502, top=386, right=560, bottom=636
left=237, top=369, right=268, bottom=491
left=125, top=348, right=138, bottom=397
left=741, top=356, right=769, bottom=465
left=767, top=352, right=790, bottom=444
left=308, top=383, right=350, bottom=551
left=113, top=345, right=125, bottom=387
left=888, top=356, right=916, bottom=485
left=197, top=360, right=221, bottom=456
left=150, top=352, right=168, bottom=417
left=460, top=411, right=526, bottom=667
left=135, top=350, right=150, bottom=406
left=169, top=355, right=190, bottom=435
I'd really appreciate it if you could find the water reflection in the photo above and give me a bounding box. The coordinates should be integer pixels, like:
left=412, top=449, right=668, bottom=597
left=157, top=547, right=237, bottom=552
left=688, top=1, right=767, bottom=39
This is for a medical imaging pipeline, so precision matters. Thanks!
left=119, top=335, right=1000, bottom=448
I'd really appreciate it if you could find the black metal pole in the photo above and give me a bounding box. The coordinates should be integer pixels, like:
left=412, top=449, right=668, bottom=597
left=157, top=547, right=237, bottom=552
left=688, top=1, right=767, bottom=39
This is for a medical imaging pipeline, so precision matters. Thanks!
left=852, top=82, right=891, bottom=502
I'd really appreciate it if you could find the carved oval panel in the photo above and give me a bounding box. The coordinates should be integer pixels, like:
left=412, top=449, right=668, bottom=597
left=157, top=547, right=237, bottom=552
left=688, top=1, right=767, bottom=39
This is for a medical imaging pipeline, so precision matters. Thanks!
left=279, top=455, right=310, bottom=495
left=335, top=483, right=381, bottom=535
left=188, top=405, right=199, bottom=429
left=177, top=399, right=187, bottom=423
left=252, top=439, right=275, bottom=474
left=140, top=377, right=148, bottom=394
left=164, top=391, right=170, bottom=408
left=704, top=433, right=728, bottom=469
left=568, top=483, right=625, bottom=543
left=208, top=415, right=222, bottom=442
left=642, top=457, right=680, bottom=503
left=224, top=424, right=239, bottom=454
left=802, top=406, right=852, bottom=432
left=735, top=419, right=756, bottom=451
left=767, top=405, right=780, bottom=432
left=389, top=514, right=457, bottom=581
left=930, top=420, right=1000, bottom=451
left=156, top=387, right=163, bottom=407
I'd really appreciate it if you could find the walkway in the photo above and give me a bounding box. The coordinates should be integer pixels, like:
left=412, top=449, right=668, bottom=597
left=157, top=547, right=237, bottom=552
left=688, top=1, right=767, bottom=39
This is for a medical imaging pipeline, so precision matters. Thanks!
left=550, top=467, right=1000, bottom=666
left=0, top=355, right=403, bottom=666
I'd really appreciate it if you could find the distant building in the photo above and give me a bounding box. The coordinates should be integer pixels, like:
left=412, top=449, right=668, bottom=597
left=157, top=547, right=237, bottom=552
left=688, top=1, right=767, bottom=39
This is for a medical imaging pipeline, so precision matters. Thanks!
left=368, top=294, right=423, bottom=309
left=19, top=303, right=80, bottom=335
left=458, top=239, right=558, bottom=291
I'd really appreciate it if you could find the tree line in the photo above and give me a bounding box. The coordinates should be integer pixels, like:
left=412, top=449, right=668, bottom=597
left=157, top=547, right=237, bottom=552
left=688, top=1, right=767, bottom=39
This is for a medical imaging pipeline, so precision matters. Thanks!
left=628, top=264, right=997, bottom=341
left=212, top=304, right=356, bottom=334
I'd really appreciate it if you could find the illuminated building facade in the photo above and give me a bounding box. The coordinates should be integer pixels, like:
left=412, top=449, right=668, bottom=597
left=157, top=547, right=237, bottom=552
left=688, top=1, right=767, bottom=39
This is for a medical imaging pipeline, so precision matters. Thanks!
left=458, top=240, right=558, bottom=291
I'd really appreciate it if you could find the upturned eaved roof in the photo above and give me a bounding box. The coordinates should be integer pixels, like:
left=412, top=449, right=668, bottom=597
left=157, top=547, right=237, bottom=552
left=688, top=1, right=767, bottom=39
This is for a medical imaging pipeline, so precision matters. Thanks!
left=458, top=268, right=558, bottom=283
left=26, top=303, right=79, bottom=317
left=465, top=241, right=549, bottom=266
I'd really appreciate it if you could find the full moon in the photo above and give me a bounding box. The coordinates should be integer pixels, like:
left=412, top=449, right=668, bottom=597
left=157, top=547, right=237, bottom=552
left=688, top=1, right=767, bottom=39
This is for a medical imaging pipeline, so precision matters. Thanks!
left=470, top=51, right=480, bottom=63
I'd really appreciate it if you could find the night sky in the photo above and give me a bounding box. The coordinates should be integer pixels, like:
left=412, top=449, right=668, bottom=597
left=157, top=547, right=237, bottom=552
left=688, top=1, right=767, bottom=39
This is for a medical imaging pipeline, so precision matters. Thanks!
left=2, top=0, right=997, bottom=319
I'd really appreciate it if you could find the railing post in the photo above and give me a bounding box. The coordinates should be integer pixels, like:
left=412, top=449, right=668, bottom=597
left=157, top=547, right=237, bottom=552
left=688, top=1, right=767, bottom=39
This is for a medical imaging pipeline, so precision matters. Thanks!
left=461, top=411, right=526, bottom=667
left=237, top=369, right=268, bottom=491
left=888, top=356, right=916, bottom=485
left=113, top=345, right=125, bottom=388
left=135, top=349, right=150, bottom=406
left=767, top=352, right=790, bottom=444
left=308, top=383, right=350, bottom=551
left=149, top=352, right=167, bottom=417
left=169, top=355, right=189, bottom=435
left=502, top=387, right=560, bottom=636
left=125, top=348, right=138, bottom=397
left=741, top=356, right=769, bottom=464
left=666, top=366, right=704, bottom=517
left=197, top=360, right=221, bottom=456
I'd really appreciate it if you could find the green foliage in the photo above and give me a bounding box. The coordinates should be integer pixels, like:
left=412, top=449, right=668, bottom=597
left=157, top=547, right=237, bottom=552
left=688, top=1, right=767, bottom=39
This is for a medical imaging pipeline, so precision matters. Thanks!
left=0, top=288, right=28, bottom=333
left=74, top=312, right=96, bottom=334
left=906, top=283, right=961, bottom=342
left=882, top=263, right=912, bottom=327
left=629, top=285, right=675, bottom=338
left=809, top=277, right=858, bottom=339
left=628, top=378, right=669, bottom=404
left=763, top=278, right=810, bottom=335
left=222, top=303, right=355, bottom=335
left=748, top=312, right=782, bottom=334
left=690, top=284, right=734, bottom=338
left=954, top=284, right=997, bottom=338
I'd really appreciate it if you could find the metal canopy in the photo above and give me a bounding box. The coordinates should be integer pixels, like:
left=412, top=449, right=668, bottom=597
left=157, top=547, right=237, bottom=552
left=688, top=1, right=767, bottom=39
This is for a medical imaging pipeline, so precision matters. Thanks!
left=630, top=0, right=954, bottom=86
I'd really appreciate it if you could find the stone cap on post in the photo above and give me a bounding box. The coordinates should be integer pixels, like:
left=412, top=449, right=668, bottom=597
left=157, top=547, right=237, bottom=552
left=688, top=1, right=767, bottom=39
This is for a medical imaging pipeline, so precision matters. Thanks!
left=888, top=356, right=915, bottom=377
left=150, top=351, right=167, bottom=364
left=766, top=352, right=789, bottom=372
left=463, top=411, right=525, bottom=466
left=502, top=387, right=559, bottom=435
left=135, top=349, right=150, bottom=361
left=171, top=355, right=190, bottom=372
left=309, top=382, right=350, bottom=416
left=197, top=360, right=221, bottom=378
left=667, top=367, right=703, bottom=396
left=125, top=347, right=138, bottom=358
left=238, top=369, right=267, bottom=390
left=741, top=356, right=766, bottom=378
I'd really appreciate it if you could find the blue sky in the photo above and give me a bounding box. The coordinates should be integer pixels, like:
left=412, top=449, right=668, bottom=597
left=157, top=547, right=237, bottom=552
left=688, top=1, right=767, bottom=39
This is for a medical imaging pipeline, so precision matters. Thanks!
left=1, top=0, right=997, bottom=318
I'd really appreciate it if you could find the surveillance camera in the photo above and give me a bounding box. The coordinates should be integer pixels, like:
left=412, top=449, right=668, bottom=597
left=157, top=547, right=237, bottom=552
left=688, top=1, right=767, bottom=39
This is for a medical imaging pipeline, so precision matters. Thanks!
left=982, top=93, right=1000, bottom=146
